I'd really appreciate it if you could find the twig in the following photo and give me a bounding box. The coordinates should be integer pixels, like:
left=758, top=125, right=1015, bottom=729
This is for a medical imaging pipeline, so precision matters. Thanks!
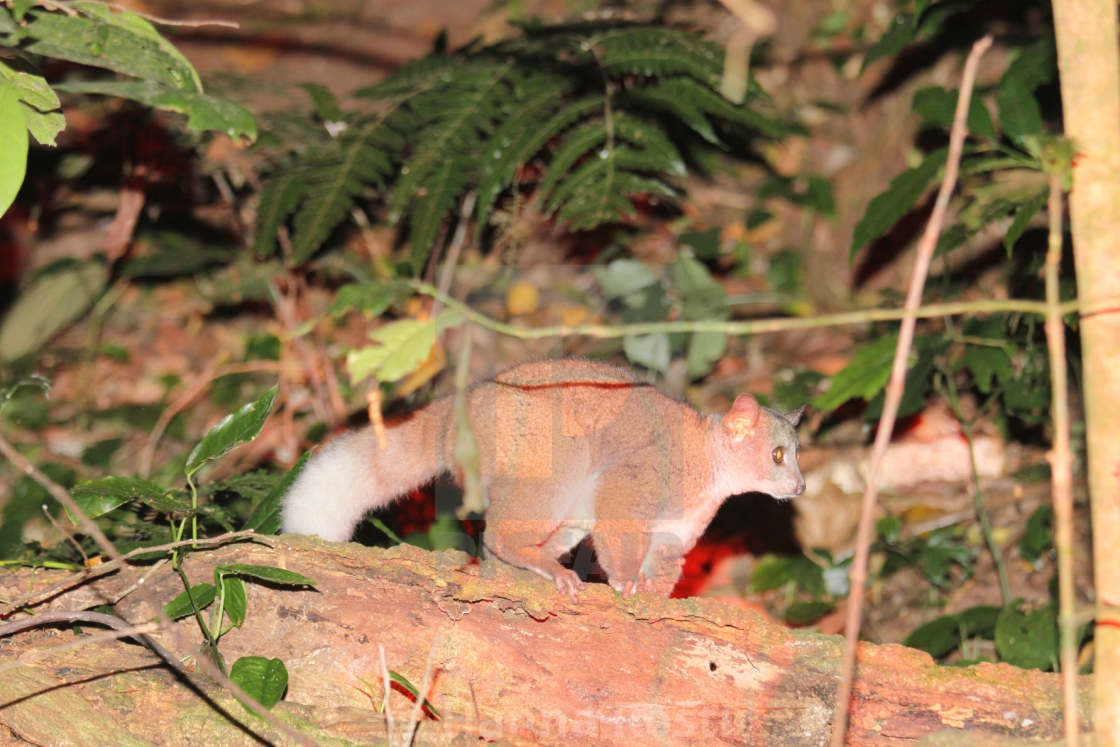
left=42, top=502, right=89, bottom=565
left=936, top=376, right=1011, bottom=603
left=1044, top=173, right=1080, bottom=745
left=403, top=633, right=443, bottom=746
left=0, top=530, right=266, bottom=619
left=409, top=278, right=1084, bottom=340
left=0, top=616, right=162, bottom=675
left=103, top=3, right=240, bottom=28
left=0, top=430, right=120, bottom=562
left=431, top=191, right=477, bottom=318
left=380, top=644, right=397, bottom=745
left=829, top=35, right=992, bottom=747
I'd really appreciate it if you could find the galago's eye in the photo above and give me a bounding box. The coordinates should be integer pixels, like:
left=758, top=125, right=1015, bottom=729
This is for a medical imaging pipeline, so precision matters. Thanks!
left=772, top=446, right=784, bottom=465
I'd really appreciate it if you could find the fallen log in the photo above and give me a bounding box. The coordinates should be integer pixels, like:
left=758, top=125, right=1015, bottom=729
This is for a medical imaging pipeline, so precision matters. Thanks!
left=0, top=534, right=1091, bottom=744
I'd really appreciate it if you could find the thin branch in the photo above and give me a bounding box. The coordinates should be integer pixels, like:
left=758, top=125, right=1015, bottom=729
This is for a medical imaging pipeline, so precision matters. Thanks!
left=1045, top=172, right=1080, bottom=746
left=431, top=191, right=477, bottom=318
left=0, top=616, right=162, bottom=676
left=830, top=34, right=992, bottom=747
left=380, top=643, right=397, bottom=745
left=103, top=3, right=240, bottom=28
left=409, top=278, right=1083, bottom=340
left=403, top=632, right=443, bottom=746
left=0, top=530, right=267, bottom=619
left=0, top=430, right=121, bottom=562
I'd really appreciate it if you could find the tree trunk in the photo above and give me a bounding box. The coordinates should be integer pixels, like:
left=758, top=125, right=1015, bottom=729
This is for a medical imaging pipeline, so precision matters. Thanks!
left=1051, top=0, right=1120, bottom=741
left=0, top=537, right=1093, bottom=744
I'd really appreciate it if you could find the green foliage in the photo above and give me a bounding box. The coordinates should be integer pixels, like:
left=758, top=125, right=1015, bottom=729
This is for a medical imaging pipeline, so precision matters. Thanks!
left=186, top=386, right=277, bottom=477
left=0, top=77, right=28, bottom=216
left=995, top=600, right=1058, bottom=670
left=0, top=260, right=107, bottom=363
left=254, top=21, right=782, bottom=268
left=230, top=657, right=289, bottom=709
left=874, top=516, right=976, bottom=589
left=1019, top=505, right=1054, bottom=562
left=0, top=1, right=256, bottom=219
left=749, top=550, right=849, bottom=626
left=593, top=252, right=730, bottom=377
left=903, top=605, right=1000, bottom=659
left=346, top=308, right=464, bottom=383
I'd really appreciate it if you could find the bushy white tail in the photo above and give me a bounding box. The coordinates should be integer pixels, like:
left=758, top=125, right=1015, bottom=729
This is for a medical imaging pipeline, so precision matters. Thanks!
left=282, top=403, right=450, bottom=541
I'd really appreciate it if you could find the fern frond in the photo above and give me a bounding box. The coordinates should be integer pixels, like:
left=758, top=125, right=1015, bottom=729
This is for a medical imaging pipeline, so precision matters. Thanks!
left=354, top=56, right=459, bottom=100
left=474, top=91, right=594, bottom=236
left=621, top=77, right=781, bottom=143
left=408, top=157, right=472, bottom=268
left=539, top=112, right=683, bottom=227
left=387, top=60, right=516, bottom=265
left=253, top=171, right=304, bottom=258
left=255, top=20, right=789, bottom=266
left=288, top=119, right=399, bottom=265
left=552, top=157, right=677, bottom=229
left=594, top=27, right=723, bottom=87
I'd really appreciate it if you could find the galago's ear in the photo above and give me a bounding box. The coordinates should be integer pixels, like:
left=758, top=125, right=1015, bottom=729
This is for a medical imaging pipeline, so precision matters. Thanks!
left=784, top=405, right=807, bottom=427
left=724, top=394, right=761, bottom=443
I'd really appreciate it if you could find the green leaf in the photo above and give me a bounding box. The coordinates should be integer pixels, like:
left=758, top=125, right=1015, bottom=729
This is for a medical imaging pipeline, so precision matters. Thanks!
left=164, top=582, right=216, bottom=620
left=784, top=601, right=833, bottom=626
left=185, top=386, right=277, bottom=477
left=686, top=330, right=726, bottom=378
left=0, top=78, right=29, bottom=217
left=995, top=601, right=1058, bottom=670
left=24, top=3, right=202, bottom=91
left=623, top=332, right=670, bottom=373
left=679, top=228, right=721, bottom=259
left=252, top=171, right=303, bottom=258
left=903, top=615, right=961, bottom=658
left=229, top=656, right=288, bottom=709
left=215, top=563, right=317, bottom=588
left=1004, top=191, right=1047, bottom=255
left=671, top=252, right=726, bottom=320
left=346, top=309, right=462, bottom=383
left=299, top=82, right=341, bottom=122
left=329, top=282, right=406, bottom=318
left=1019, top=505, right=1054, bottom=562
left=749, top=554, right=792, bottom=592
left=593, top=259, right=659, bottom=300
left=957, top=605, right=1001, bottom=639
left=863, top=12, right=916, bottom=69
left=70, top=476, right=171, bottom=520
left=219, top=575, right=247, bottom=627
left=876, top=515, right=902, bottom=545
left=54, top=80, right=255, bottom=141
left=850, top=147, right=947, bottom=258
left=0, top=62, right=65, bottom=146
left=912, top=86, right=996, bottom=140
left=387, top=670, right=441, bottom=719
left=0, top=260, right=106, bottom=362
left=961, top=345, right=1013, bottom=395
left=996, top=79, right=1042, bottom=145
left=245, top=451, right=309, bottom=535
left=812, top=333, right=898, bottom=411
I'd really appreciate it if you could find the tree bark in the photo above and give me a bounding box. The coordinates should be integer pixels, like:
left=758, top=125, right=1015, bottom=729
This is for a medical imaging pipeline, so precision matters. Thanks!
left=0, top=537, right=1093, bottom=744
left=1051, top=0, right=1120, bottom=742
